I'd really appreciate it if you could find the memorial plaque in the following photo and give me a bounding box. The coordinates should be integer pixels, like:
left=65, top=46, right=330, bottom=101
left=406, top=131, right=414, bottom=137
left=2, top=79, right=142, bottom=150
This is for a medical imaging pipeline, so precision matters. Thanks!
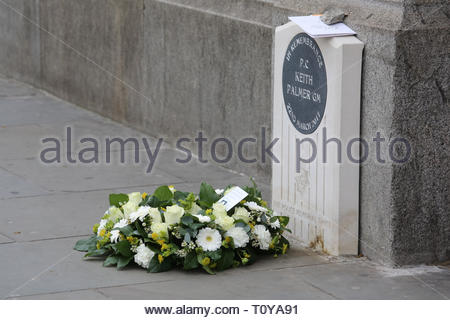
left=282, top=33, right=327, bottom=135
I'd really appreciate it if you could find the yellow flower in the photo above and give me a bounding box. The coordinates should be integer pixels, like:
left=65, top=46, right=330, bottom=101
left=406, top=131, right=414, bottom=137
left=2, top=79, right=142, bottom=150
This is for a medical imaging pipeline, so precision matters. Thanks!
left=244, top=252, right=250, bottom=259
left=158, top=254, right=164, bottom=264
left=157, top=239, right=165, bottom=246
left=161, top=207, right=166, bottom=212
left=151, top=232, right=159, bottom=240
left=92, top=223, right=99, bottom=234
left=200, top=257, right=211, bottom=266
left=260, top=200, right=268, bottom=207
left=99, top=229, right=106, bottom=237
left=142, top=192, right=148, bottom=199
left=205, top=209, right=213, bottom=215
left=225, top=236, right=231, bottom=243
left=96, top=242, right=101, bottom=249
left=248, top=222, right=255, bottom=230
left=161, top=243, right=169, bottom=251
left=240, top=200, right=246, bottom=204
left=282, top=243, right=288, bottom=255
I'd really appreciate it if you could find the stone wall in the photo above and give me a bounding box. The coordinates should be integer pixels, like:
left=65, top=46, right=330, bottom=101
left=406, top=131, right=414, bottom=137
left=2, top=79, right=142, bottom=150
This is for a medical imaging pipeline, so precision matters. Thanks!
left=0, top=0, right=448, bottom=265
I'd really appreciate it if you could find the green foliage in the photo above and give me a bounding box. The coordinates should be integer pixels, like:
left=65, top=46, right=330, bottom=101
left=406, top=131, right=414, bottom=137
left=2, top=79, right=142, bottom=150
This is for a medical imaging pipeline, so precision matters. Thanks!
left=148, top=255, right=174, bottom=273
left=199, top=182, right=220, bottom=207
left=183, top=251, right=199, bottom=270
left=116, top=240, right=133, bottom=258
left=109, top=193, right=129, bottom=207
left=153, top=186, right=173, bottom=201
left=74, top=235, right=98, bottom=252
left=103, top=255, right=119, bottom=267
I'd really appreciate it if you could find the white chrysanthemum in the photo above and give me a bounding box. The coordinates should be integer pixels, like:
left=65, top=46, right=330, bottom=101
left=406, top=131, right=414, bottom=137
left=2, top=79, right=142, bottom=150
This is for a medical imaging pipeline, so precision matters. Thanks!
left=97, top=219, right=107, bottom=236
left=252, top=224, right=271, bottom=250
left=196, top=227, right=222, bottom=251
left=244, top=201, right=268, bottom=213
left=225, top=226, right=249, bottom=248
left=148, top=207, right=162, bottom=223
left=232, top=207, right=250, bottom=223
left=134, top=244, right=154, bottom=269
left=215, top=188, right=224, bottom=195
left=269, top=218, right=280, bottom=229
left=129, top=206, right=150, bottom=222
left=151, top=222, right=169, bottom=238
left=110, top=219, right=129, bottom=243
left=215, top=215, right=234, bottom=231
left=164, top=204, right=185, bottom=225
left=212, top=202, right=227, bottom=217
left=193, top=214, right=211, bottom=223
left=107, top=206, right=124, bottom=223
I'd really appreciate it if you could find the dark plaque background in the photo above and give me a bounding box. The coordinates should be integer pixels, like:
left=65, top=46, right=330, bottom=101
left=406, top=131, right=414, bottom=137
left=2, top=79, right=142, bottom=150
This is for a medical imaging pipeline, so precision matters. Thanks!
left=282, top=33, right=327, bottom=135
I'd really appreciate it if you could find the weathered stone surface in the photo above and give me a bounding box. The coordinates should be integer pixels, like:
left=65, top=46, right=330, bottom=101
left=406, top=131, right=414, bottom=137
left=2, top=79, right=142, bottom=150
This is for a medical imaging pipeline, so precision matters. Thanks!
left=320, top=8, right=347, bottom=25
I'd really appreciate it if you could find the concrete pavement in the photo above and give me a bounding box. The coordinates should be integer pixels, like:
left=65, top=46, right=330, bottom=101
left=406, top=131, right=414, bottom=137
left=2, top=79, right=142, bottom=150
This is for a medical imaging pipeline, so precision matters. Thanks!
left=0, top=76, right=449, bottom=300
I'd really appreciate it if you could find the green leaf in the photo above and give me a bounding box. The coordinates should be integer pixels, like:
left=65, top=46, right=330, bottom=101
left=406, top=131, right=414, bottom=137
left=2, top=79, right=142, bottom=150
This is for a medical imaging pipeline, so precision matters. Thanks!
left=184, top=232, right=191, bottom=243
left=148, top=255, right=174, bottom=273
left=174, top=191, right=190, bottom=201
left=84, top=248, right=109, bottom=257
left=153, top=186, right=173, bottom=201
left=117, top=255, right=133, bottom=270
left=135, top=222, right=148, bottom=238
left=199, top=182, right=220, bottom=207
left=277, top=216, right=289, bottom=228
left=74, top=235, right=98, bottom=252
left=103, top=255, right=119, bottom=267
left=206, top=249, right=222, bottom=261
left=109, top=193, right=129, bottom=207
left=183, top=251, right=199, bottom=270
left=202, top=265, right=216, bottom=275
left=116, top=240, right=133, bottom=258
left=181, top=215, right=194, bottom=226
left=216, top=248, right=234, bottom=271
left=118, top=225, right=134, bottom=237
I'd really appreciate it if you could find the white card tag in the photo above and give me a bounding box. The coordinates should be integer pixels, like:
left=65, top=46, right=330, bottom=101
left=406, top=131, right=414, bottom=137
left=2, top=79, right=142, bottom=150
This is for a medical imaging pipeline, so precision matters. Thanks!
left=217, top=187, right=248, bottom=211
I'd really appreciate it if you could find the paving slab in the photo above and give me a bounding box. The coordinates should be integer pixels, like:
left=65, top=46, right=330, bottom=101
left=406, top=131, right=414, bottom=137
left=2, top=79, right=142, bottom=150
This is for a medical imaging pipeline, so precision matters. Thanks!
left=0, top=95, right=90, bottom=127
left=0, top=167, right=50, bottom=199
left=0, top=233, right=14, bottom=244
left=10, top=288, right=108, bottom=300
left=289, top=261, right=450, bottom=299
left=0, top=237, right=177, bottom=299
left=0, top=118, right=157, bottom=161
left=0, top=150, right=182, bottom=192
left=0, top=191, right=108, bottom=242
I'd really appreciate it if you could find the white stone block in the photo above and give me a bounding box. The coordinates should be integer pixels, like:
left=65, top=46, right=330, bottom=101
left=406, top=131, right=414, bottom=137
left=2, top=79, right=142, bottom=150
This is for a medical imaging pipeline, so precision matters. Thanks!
left=272, top=22, right=364, bottom=255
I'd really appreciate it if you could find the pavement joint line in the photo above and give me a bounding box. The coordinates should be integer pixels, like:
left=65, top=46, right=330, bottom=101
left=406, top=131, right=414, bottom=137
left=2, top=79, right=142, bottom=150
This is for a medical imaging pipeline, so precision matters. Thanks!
left=0, top=234, right=92, bottom=246
left=300, top=278, right=339, bottom=300
left=5, top=278, right=180, bottom=300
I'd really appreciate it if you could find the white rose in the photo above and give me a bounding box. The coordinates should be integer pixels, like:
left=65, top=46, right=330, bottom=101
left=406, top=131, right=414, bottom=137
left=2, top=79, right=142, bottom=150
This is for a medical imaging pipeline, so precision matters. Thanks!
left=107, top=206, right=124, bottom=223
left=188, top=203, right=202, bottom=216
left=232, top=207, right=250, bottom=223
left=212, top=202, right=227, bottom=217
left=148, top=207, right=162, bottom=223
left=122, top=201, right=139, bottom=218
left=215, top=215, right=234, bottom=231
left=127, top=192, right=142, bottom=205
left=151, top=222, right=169, bottom=238
left=164, top=205, right=185, bottom=225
